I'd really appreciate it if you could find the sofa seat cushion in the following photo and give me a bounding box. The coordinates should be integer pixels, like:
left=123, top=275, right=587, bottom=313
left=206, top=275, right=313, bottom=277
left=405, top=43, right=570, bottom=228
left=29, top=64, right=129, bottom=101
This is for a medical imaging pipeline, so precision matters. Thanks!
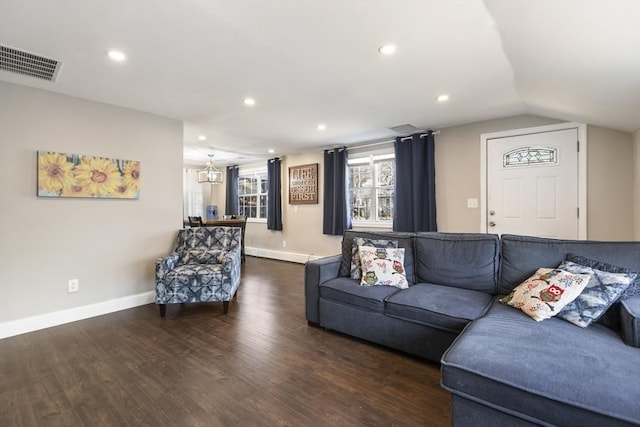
left=384, top=284, right=493, bottom=333
left=441, top=301, right=640, bottom=426
left=319, top=277, right=401, bottom=312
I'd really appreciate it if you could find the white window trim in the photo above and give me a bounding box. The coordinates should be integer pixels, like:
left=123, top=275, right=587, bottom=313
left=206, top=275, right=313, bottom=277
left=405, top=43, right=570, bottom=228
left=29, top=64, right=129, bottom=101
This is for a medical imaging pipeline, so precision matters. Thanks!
left=348, top=152, right=395, bottom=226
left=351, top=220, right=393, bottom=229
left=183, top=168, right=205, bottom=219
left=238, top=167, right=268, bottom=220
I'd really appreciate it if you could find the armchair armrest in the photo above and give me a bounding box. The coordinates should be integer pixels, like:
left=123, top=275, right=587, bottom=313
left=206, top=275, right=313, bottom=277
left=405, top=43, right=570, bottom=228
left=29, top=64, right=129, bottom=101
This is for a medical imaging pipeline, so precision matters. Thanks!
left=220, top=247, right=241, bottom=272
left=155, top=253, right=179, bottom=282
left=304, top=254, right=342, bottom=324
left=620, top=295, right=640, bottom=348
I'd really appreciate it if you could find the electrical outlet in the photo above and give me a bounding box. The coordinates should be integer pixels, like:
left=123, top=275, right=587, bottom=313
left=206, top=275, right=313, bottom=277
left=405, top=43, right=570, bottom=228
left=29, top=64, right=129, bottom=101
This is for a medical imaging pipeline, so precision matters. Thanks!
left=467, top=198, right=479, bottom=208
left=68, top=279, right=79, bottom=293
left=282, top=240, right=287, bottom=248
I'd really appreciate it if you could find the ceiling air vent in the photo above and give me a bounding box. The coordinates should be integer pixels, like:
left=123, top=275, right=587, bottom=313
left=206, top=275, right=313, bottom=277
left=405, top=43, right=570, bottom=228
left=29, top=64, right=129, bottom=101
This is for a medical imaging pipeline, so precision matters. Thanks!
left=0, top=45, right=61, bottom=82
left=389, top=123, right=421, bottom=135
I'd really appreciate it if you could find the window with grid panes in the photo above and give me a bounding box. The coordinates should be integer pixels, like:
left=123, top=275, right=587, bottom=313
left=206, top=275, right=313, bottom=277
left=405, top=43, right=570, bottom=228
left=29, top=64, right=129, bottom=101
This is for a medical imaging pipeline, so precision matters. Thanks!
left=238, top=173, right=268, bottom=219
left=348, top=154, right=395, bottom=224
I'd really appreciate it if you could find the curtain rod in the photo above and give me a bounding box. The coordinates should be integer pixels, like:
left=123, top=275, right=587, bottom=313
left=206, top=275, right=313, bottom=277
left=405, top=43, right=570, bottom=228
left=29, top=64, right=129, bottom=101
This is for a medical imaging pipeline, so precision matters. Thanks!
left=401, top=130, right=440, bottom=140
left=326, top=130, right=440, bottom=152
left=234, top=155, right=287, bottom=169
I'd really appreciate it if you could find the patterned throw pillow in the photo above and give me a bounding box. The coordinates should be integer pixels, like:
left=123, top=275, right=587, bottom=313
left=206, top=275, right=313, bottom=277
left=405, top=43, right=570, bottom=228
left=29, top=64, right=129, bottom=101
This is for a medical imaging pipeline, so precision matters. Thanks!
left=566, top=254, right=640, bottom=299
left=359, top=246, right=408, bottom=289
left=350, top=238, right=398, bottom=280
left=500, top=268, right=591, bottom=321
left=179, top=249, right=224, bottom=265
left=556, top=261, right=636, bottom=328
left=566, top=254, right=640, bottom=329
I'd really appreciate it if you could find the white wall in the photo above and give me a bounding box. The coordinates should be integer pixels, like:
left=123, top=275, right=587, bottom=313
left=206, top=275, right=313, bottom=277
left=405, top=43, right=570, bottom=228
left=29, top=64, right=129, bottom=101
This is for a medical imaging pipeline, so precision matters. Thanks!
left=212, top=114, right=636, bottom=262
left=0, top=82, right=183, bottom=331
left=435, top=115, right=565, bottom=232
left=634, top=128, right=640, bottom=240
left=586, top=125, right=635, bottom=240
left=435, top=116, right=635, bottom=239
left=206, top=153, right=343, bottom=262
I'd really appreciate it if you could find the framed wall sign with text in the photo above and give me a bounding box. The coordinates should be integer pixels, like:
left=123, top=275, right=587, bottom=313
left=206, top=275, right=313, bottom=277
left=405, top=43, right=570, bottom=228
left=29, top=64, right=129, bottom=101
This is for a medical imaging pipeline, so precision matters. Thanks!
left=289, top=163, right=318, bottom=204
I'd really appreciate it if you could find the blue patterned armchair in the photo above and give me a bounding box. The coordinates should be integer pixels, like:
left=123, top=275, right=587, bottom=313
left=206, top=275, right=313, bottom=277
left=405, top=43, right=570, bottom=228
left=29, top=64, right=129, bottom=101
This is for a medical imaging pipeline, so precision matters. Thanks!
left=155, top=226, right=242, bottom=317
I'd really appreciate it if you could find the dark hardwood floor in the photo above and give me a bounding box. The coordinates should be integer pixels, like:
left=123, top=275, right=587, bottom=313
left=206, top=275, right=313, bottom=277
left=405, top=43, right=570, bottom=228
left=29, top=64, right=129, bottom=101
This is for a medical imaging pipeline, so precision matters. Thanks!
left=0, top=257, right=451, bottom=426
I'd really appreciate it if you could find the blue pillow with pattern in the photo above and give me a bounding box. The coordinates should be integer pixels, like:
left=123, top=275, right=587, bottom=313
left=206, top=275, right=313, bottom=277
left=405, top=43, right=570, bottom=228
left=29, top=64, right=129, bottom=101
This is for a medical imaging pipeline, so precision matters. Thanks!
left=557, top=260, right=636, bottom=328
left=566, top=254, right=640, bottom=329
left=179, top=249, right=224, bottom=265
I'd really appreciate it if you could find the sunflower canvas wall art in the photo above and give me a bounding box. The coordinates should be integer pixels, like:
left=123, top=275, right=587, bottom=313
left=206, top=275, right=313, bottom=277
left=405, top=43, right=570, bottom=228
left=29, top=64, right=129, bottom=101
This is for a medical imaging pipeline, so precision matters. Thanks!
left=37, top=151, right=140, bottom=199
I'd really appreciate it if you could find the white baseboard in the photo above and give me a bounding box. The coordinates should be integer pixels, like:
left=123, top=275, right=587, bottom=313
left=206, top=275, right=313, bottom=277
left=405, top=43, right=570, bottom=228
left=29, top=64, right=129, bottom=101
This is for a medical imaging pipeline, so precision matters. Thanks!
left=245, top=247, right=322, bottom=263
left=1, top=250, right=323, bottom=339
left=0, top=291, right=155, bottom=339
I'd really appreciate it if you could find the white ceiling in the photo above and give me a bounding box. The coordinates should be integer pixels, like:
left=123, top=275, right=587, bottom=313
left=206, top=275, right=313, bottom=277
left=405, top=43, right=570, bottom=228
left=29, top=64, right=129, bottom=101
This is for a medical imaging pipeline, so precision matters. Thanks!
left=1, top=0, right=639, bottom=166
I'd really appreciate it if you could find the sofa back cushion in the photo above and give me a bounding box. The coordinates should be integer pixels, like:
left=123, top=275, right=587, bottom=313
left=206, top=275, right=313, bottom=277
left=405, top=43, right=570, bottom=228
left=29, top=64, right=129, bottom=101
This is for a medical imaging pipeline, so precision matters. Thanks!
left=499, top=234, right=640, bottom=295
left=414, top=232, right=500, bottom=293
left=339, top=231, right=416, bottom=284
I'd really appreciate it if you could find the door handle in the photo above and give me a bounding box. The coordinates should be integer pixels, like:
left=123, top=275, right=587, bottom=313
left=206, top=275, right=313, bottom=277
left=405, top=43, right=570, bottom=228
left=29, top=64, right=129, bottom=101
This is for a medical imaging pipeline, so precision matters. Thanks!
left=488, top=221, right=496, bottom=227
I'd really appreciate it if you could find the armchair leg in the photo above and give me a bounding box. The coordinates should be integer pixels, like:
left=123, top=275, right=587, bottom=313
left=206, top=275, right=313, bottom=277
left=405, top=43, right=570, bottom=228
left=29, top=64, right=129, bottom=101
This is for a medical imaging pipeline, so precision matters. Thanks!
left=223, top=301, right=229, bottom=314
left=159, top=304, right=166, bottom=317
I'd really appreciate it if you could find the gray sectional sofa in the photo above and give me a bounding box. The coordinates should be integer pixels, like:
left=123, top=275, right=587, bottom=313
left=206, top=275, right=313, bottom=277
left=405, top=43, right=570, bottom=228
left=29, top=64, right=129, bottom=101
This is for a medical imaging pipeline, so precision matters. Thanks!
left=304, top=231, right=640, bottom=426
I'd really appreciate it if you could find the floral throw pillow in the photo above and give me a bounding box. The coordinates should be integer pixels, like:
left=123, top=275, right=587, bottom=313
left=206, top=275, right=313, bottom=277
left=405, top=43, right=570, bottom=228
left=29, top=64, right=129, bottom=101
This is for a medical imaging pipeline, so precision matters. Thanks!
left=500, top=268, right=591, bottom=321
left=350, top=238, right=398, bottom=280
left=555, top=261, right=635, bottom=328
left=359, top=246, right=408, bottom=289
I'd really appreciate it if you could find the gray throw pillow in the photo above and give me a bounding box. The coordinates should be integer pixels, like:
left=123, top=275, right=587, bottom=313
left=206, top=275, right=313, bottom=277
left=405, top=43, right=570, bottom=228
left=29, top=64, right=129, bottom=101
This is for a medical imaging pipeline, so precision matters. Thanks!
left=556, top=261, right=636, bottom=328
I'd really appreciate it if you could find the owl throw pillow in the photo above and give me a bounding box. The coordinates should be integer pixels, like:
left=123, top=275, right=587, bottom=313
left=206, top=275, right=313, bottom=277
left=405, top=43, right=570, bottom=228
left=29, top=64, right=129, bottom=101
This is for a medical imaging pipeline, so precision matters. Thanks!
left=350, top=238, right=398, bottom=280
left=500, top=268, right=591, bottom=321
left=358, top=246, right=408, bottom=289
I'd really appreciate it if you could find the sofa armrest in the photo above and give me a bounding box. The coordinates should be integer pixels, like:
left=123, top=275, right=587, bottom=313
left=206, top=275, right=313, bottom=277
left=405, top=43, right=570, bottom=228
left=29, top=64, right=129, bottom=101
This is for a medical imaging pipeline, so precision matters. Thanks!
left=155, top=253, right=179, bottom=282
left=620, top=295, right=640, bottom=348
left=305, top=255, right=342, bottom=324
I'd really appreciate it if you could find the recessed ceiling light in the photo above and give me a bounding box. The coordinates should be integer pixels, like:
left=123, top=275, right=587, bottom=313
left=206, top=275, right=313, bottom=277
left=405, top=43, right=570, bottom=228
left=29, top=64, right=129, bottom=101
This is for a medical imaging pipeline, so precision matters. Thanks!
left=378, top=44, right=397, bottom=55
left=268, top=149, right=275, bottom=154
left=197, top=135, right=207, bottom=141
left=317, top=123, right=327, bottom=131
left=107, top=50, right=126, bottom=61
left=436, top=94, right=450, bottom=102
left=243, top=98, right=256, bottom=106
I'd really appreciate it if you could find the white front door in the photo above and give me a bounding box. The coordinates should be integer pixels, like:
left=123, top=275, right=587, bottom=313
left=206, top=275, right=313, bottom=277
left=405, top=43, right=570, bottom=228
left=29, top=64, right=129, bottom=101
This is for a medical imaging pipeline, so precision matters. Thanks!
left=486, top=128, right=580, bottom=239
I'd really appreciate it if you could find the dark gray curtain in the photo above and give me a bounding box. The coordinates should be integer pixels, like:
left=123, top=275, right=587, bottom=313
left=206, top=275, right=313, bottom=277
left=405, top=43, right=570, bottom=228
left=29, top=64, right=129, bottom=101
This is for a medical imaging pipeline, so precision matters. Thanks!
left=393, top=131, right=437, bottom=232
left=225, top=165, right=239, bottom=216
left=323, top=147, right=351, bottom=235
left=267, top=158, right=283, bottom=230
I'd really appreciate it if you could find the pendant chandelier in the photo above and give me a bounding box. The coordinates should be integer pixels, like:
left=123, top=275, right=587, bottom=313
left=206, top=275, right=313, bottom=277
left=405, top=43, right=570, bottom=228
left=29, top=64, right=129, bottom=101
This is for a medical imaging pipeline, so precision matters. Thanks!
left=198, top=154, right=224, bottom=184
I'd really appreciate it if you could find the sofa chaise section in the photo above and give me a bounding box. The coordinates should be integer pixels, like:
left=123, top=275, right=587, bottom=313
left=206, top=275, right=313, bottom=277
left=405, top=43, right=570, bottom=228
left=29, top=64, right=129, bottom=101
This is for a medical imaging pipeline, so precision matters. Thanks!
left=441, top=234, right=640, bottom=427
left=441, top=302, right=640, bottom=426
